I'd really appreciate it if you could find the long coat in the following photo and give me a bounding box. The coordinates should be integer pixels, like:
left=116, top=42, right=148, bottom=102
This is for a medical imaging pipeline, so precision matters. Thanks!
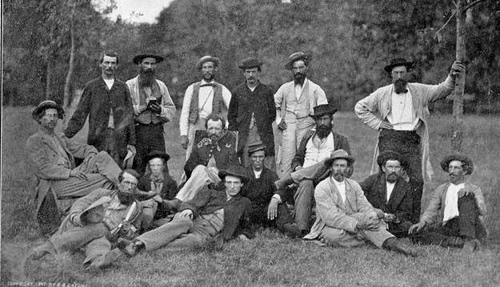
left=228, top=82, right=276, bottom=157
left=240, top=166, right=279, bottom=209
left=137, top=172, right=178, bottom=201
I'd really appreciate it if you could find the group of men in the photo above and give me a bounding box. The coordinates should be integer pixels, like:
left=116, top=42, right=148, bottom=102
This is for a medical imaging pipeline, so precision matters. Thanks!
left=26, top=50, right=487, bottom=271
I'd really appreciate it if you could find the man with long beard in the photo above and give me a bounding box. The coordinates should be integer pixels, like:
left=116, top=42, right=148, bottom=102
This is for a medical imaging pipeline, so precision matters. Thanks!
left=126, top=53, right=176, bottom=174
left=355, top=58, right=465, bottom=219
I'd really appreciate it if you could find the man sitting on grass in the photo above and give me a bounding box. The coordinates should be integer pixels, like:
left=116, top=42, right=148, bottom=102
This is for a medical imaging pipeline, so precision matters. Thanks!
left=304, top=150, right=417, bottom=256
left=122, top=165, right=253, bottom=255
left=409, top=154, right=487, bottom=251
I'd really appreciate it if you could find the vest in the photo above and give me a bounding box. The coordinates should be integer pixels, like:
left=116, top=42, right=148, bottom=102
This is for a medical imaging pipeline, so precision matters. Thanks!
left=303, top=132, right=335, bottom=168
left=280, top=80, right=313, bottom=120
left=188, top=82, right=226, bottom=124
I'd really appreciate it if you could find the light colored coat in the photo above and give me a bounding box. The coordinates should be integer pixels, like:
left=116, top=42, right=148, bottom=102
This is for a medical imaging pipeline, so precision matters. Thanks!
left=274, top=79, right=327, bottom=122
left=305, top=177, right=377, bottom=240
left=354, top=76, right=454, bottom=182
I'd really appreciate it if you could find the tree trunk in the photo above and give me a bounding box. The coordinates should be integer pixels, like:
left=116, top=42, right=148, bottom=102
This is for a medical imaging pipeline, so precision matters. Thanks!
left=45, top=59, right=53, bottom=100
left=451, top=0, right=466, bottom=153
left=63, top=1, right=76, bottom=112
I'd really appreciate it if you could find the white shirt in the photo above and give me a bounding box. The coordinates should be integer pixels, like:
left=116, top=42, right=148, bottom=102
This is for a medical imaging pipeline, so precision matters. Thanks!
left=103, top=78, right=115, bottom=128
left=103, top=78, right=114, bottom=90
left=303, top=132, right=335, bottom=168
left=386, top=181, right=396, bottom=203
left=443, top=183, right=465, bottom=223
left=294, top=80, right=306, bottom=100
left=387, top=89, right=420, bottom=130
left=333, top=178, right=347, bottom=204
left=253, top=169, right=262, bottom=179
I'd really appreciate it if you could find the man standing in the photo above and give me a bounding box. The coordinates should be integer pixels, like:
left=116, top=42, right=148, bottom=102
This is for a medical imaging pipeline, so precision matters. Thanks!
left=179, top=55, right=231, bottom=160
left=64, top=52, right=136, bottom=166
left=127, top=52, right=176, bottom=174
left=274, top=51, right=328, bottom=177
left=28, top=169, right=144, bottom=270
left=409, top=154, right=487, bottom=251
left=274, top=104, right=350, bottom=235
left=241, top=143, right=301, bottom=237
left=360, top=151, right=415, bottom=237
left=304, top=150, right=417, bottom=256
left=228, top=57, right=276, bottom=170
left=27, top=100, right=122, bottom=234
left=122, top=165, right=253, bottom=255
left=355, top=58, right=465, bottom=216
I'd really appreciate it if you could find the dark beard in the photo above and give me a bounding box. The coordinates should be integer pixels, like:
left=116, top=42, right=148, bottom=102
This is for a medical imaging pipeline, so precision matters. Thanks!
left=394, top=78, right=408, bottom=94
left=294, top=73, right=305, bottom=85
left=386, top=173, right=398, bottom=183
left=316, top=124, right=331, bottom=139
left=139, top=69, right=156, bottom=87
left=117, top=192, right=135, bottom=205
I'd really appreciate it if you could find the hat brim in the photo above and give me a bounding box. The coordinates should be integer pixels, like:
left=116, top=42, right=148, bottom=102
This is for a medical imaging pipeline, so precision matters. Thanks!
left=309, top=108, right=338, bottom=119
left=440, top=154, right=474, bottom=175
left=218, top=170, right=250, bottom=184
left=324, top=155, right=355, bottom=167
left=32, top=103, right=65, bottom=120
left=133, top=54, right=164, bottom=65
left=197, top=57, right=221, bottom=70
left=145, top=153, right=170, bottom=163
left=238, top=62, right=263, bottom=70
left=82, top=196, right=112, bottom=215
left=285, top=54, right=311, bottom=70
left=377, top=151, right=409, bottom=170
left=384, top=61, right=414, bottom=73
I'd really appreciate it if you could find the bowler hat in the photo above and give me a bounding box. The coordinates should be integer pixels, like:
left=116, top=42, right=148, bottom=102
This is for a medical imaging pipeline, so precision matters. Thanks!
left=218, top=165, right=250, bottom=184
left=384, top=58, right=415, bottom=73
left=145, top=150, right=170, bottom=163
left=32, top=100, right=65, bottom=120
left=196, top=55, right=221, bottom=70
left=377, top=150, right=409, bottom=170
left=238, top=57, right=263, bottom=70
left=133, top=53, right=164, bottom=65
left=324, top=149, right=355, bottom=167
left=284, top=52, right=312, bottom=70
left=309, top=104, right=338, bottom=119
left=440, top=154, right=474, bottom=175
left=247, top=142, right=266, bottom=156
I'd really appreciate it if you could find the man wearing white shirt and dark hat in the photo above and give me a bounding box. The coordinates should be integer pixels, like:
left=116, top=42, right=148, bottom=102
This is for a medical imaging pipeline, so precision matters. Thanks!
left=409, top=154, right=487, bottom=251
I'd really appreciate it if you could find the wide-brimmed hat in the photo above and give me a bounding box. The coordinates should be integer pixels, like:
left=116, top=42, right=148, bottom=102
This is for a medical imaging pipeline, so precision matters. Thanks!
left=377, top=150, right=409, bottom=170
left=196, top=55, right=221, bottom=70
left=133, top=53, right=164, bottom=65
left=324, top=149, right=355, bottom=167
left=238, top=57, right=263, bottom=70
left=218, top=165, right=250, bottom=184
left=32, top=100, right=65, bottom=120
left=247, top=142, right=266, bottom=156
left=81, top=196, right=112, bottom=217
left=440, top=154, right=474, bottom=175
left=145, top=150, right=170, bottom=163
left=284, top=51, right=312, bottom=70
left=384, top=58, right=415, bottom=73
left=309, top=104, right=338, bottom=119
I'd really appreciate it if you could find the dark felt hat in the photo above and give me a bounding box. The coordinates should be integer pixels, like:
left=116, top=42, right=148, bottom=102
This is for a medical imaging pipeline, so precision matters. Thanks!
left=384, top=58, right=415, bottom=73
left=309, top=104, right=338, bottom=119
left=238, top=57, right=263, bottom=70
left=440, top=154, right=474, bottom=175
left=284, top=52, right=312, bottom=70
left=145, top=150, right=170, bottom=163
left=218, top=165, right=250, bottom=184
left=133, top=53, right=164, bottom=65
left=377, top=150, right=409, bottom=170
left=324, top=149, right=355, bottom=167
left=247, top=142, right=266, bottom=156
left=196, top=55, right=221, bottom=70
left=32, top=100, right=65, bottom=120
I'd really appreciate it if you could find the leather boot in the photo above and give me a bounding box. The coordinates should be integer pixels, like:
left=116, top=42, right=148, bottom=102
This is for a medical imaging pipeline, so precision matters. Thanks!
left=382, top=237, right=418, bottom=257
left=441, top=236, right=464, bottom=248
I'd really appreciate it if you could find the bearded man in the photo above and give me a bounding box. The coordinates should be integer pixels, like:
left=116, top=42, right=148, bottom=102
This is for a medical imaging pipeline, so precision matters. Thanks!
left=126, top=52, right=176, bottom=174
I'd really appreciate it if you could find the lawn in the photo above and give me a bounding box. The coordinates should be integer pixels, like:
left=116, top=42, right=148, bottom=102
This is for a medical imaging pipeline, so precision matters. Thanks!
left=2, top=106, right=499, bottom=286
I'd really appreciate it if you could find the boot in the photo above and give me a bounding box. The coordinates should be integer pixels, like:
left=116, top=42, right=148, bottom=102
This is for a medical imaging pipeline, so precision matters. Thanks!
left=462, top=239, right=481, bottom=252
left=283, top=223, right=302, bottom=238
left=275, top=174, right=294, bottom=190
left=441, top=236, right=464, bottom=248
left=382, top=237, right=418, bottom=257
left=30, top=242, right=56, bottom=260
left=87, top=248, right=125, bottom=270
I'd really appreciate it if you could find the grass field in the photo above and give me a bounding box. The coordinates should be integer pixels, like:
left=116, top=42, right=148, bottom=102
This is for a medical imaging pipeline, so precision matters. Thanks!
left=2, top=106, right=500, bottom=286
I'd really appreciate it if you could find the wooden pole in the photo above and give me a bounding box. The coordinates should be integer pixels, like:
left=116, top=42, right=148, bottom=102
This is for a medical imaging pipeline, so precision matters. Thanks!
left=451, top=0, right=466, bottom=152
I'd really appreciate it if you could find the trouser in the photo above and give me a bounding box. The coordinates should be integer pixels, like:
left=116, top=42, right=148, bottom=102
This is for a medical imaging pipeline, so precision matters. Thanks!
left=93, top=128, right=122, bottom=166
left=241, top=125, right=276, bottom=172
left=378, top=129, right=423, bottom=222
left=319, top=221, right=393, bottom=248
left=411, top=193, right=486, bottom=246
left=175, top=165, right=221, bottom=202
left=278, top=113, right=315, bottom=178
left=248, top=203, right=294, bottom=232
left=134, top=122, right=166, bottom=174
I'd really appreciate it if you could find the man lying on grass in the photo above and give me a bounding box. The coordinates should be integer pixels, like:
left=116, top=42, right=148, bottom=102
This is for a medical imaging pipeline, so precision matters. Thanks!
left=409, top=154, right=487, bottom=252
left=122, top=165, right=253, bottom=256
left=304, top=149, right=417, bottom=256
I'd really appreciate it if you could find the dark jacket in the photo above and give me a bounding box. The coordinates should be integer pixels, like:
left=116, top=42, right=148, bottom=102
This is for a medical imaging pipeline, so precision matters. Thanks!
left=64, top=77, right=135, bottom=160
left=291, top=129, right=351, bottom=171
left=184, top=131, right=240, bottom=178
left=178, top=184, right=253, bottom=240
left=137, top=172, right=178, bottom=200
left=241, top=166, right=279, bottom=209
left=359, top=173, right=414, bottom=236
left=228, top=82, right=276, bottom=157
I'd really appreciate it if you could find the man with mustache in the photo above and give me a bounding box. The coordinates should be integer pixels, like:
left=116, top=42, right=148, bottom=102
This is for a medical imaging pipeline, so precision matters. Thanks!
left=228, top=57, right=276, bottom=171
left=355, top=59, right=465, bottom=220
left=360, top=151, right=415, bottom=237
left=179, top=55, right=232, bottom=162
left=64, top=52, right=136, bottom=167
left=273, top=104, right=350, bottom=235
left=304, top=150, right=417, bottom=257
left=409, top=154, right=487, bottom=251
left=274, top=52, right=328, bottom=178
left=27, top=100, right=123, bottom=235
left=28, top=169, right=144, bottom=270
left=126, top=53, right=176, bottom=174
